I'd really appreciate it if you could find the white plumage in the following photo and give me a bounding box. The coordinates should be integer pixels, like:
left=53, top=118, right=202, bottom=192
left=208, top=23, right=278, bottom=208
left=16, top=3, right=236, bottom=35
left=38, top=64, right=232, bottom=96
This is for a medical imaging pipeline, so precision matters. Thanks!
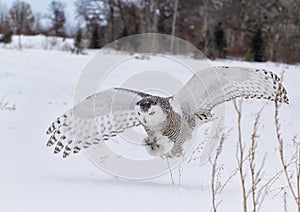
left=46, top=66, right=289, bottom=158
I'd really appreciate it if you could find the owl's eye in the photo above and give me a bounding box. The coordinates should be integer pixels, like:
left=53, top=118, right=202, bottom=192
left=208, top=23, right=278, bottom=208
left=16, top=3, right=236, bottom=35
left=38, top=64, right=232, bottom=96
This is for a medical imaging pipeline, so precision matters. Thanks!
left=138, top=112, right=141, bottom=116
left=149, top=111, right=155, bottom=115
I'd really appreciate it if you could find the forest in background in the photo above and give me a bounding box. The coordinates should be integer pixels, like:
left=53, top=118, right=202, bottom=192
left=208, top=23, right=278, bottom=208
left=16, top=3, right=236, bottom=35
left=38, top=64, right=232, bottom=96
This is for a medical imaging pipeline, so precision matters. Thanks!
left=0, top=0, right=299, bottom=63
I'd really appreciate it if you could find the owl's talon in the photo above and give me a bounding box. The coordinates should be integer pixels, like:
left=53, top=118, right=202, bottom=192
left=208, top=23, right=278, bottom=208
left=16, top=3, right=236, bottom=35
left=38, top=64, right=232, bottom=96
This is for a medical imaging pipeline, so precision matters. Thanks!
left=144, top=136, right=174, bottom=157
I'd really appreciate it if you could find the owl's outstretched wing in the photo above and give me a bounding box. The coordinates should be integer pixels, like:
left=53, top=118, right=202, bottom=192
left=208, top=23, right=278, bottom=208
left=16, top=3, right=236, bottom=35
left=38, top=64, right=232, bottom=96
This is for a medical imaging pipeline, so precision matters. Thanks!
left=175, top=66, right=289, bottom=120
left=46, top=88, right=150, bottom=158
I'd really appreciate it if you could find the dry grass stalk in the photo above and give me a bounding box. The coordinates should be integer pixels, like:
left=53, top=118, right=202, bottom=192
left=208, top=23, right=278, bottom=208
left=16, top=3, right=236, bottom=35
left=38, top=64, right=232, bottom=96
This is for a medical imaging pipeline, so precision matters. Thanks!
left=178, top=165, right=182, bottom=186
left=166, top=157, right=175, bottom=186
left=233, top=98, right=248, bottom=212
left=210, top=133, right=226, bottom=212
left=248, top=106, right=267, bottom=211
left=257, top=156, right=296, bottom=199
left=274, top=87, right=298, bottom=205
left=274, top=71, right=300, bottom=211
left=218, top=153, right=255, bottom=195
left=0, top=97, right=16, bottom=111
left=188, top=128, right=209, bottom=163
left=294, top=135, right=300, bottom=212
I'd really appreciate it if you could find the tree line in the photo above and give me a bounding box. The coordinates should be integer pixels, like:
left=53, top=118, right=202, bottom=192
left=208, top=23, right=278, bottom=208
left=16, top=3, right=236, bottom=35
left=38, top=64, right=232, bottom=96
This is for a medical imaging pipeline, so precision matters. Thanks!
left=0, top=0, right=299, bottom=63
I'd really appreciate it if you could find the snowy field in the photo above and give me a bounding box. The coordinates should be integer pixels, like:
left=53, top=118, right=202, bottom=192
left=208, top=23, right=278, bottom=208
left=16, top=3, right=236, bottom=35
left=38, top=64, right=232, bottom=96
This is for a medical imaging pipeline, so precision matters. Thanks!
left=0, top=46, right=299, bottom=211
left=0, top=35, right=74, bottom=51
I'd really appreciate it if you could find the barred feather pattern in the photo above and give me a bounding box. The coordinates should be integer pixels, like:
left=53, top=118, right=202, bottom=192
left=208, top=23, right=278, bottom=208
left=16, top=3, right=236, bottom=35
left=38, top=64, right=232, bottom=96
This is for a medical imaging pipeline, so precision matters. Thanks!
left=168, top=66, right=289, bottom=158
left=175, top=66, right=289, bottom=121
left=46, top=88, right=145, bottom=158
left=46, top=110, right=140, bottom=158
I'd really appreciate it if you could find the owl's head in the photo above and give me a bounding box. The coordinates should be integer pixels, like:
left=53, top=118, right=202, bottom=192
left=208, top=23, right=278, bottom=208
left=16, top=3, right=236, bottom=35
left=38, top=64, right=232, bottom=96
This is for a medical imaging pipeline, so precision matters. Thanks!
left=135, top=97, right=171, bottom=127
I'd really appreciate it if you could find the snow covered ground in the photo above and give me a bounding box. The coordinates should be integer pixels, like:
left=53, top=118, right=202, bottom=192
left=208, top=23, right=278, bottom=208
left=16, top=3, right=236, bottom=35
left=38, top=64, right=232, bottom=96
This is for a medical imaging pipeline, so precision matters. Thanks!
left=0, top=47, right=299, bottom=212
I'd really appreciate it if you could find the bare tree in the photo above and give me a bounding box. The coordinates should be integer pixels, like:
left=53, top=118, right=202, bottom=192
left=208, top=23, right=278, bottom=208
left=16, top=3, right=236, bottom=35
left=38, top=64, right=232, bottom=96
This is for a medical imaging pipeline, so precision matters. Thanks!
left=70, top=0, right=300, bottom=61
left=115, top=0, right=127, bottom=37
left=107, top=0, right=116, bottom=41
left=49, top=1, right=66, bottom=37
left=119, top=1, right=141, bottom=36
left=107, top=0, right=131, bottom=41
left=9, top=0, right=35, bottom=48
left=0, top=2, right=10, bottom=34
left=75, top=0, right=111, bottom=46
left=75, top=0, right=108, bottom=33
left=137, top=0, right=160, bottom=33
left=170, top=0, right=178, bottom=52
left=33, top=12, right=41, bottom=34
left=34, top=12, right=55, bottom=36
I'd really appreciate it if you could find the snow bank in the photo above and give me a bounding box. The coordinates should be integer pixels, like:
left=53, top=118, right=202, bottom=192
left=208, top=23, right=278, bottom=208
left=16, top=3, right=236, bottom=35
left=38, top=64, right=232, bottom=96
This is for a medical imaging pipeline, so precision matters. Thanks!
left=0, top=34, right=74, bottom=51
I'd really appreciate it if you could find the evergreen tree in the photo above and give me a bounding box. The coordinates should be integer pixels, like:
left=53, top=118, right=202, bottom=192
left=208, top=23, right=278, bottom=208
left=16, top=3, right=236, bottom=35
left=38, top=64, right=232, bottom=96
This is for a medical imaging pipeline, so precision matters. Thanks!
left=213, top=22, right=227, bottom=58
left=90, top=24, right=101, bottom=49
left=121, top=28, right=128, bottom=38
left=0, top=30, right=12, bottom=44
left=250, top=28, right=265, bottom=62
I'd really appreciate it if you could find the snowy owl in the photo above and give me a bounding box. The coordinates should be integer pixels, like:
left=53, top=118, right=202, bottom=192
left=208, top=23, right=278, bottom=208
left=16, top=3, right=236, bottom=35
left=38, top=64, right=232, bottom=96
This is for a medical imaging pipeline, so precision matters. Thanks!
left=46, top=66, right=289, bottom=158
